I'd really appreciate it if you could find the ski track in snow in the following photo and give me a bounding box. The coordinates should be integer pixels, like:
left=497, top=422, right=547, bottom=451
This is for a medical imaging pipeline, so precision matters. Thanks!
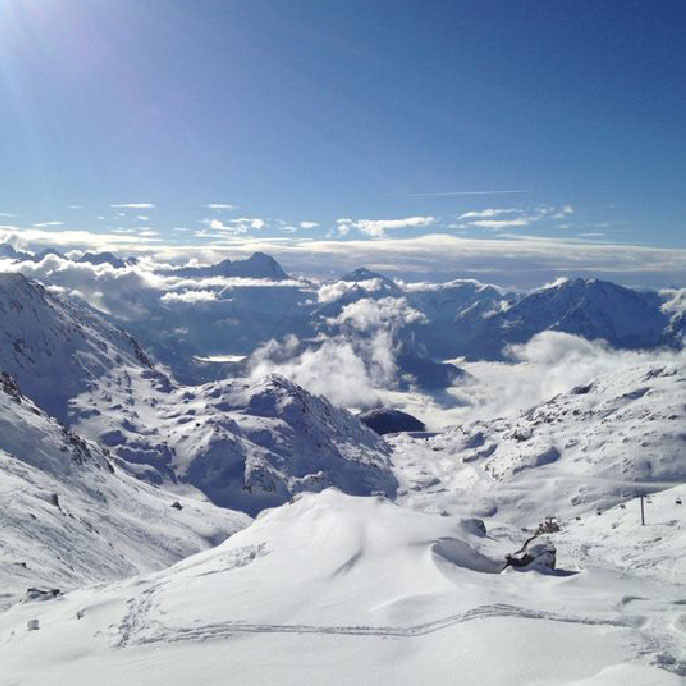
left=111, top=587, right=686, bottom=675
left=115, top=594, right=629, bottom=648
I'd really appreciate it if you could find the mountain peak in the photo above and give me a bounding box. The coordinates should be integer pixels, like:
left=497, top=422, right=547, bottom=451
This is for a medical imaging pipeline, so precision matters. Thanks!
left=228, top=252, right=287, bottom=279
left=161, top=252, right=287, bottom=280
left=340, top=267, right=388, bottom=282
left=76, top=251, right=126, bottom=269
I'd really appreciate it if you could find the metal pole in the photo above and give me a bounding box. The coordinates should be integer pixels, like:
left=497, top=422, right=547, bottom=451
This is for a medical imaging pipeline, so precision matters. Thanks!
left=640, top=493, right=645, bottom=526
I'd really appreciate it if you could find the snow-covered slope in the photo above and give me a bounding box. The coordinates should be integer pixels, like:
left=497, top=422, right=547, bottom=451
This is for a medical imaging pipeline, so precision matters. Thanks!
left=0, top=375, right=249, bottom=609
left=73, top=373, right=397, bottom=515
left=0, top=489, right=683, bottom=685
left=391, top=359, right=686, bottom=524
left=0, top=273, right=161, bottom=422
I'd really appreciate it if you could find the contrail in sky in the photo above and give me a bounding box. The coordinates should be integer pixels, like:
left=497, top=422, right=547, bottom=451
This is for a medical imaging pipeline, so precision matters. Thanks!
left=405, top=190, right=530, bottom=197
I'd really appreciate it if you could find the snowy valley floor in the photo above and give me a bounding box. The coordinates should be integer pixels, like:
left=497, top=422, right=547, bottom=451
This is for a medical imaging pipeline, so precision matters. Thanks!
left=1, top=489, right=685, bottom=686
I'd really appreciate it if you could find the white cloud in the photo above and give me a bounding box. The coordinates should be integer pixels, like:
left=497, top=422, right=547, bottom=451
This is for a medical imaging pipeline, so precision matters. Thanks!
left=3, top=227, right=686, bottom=290
left=2, top=254, right=152, bottom=318
left=460, top=205, right=575, bottom=230
left=331, top=297, right=426, bottom=332
left=343, top=216, right=436, bottom=238
left=199, top=217, right=267, bottom=236
left=245, top=297, right=426, bottom=407
left=553, top=204, right=575, bottom=219
left=470, top=218, right=531, bottom=229
left=299, top=221, right=319, bottom=229
left=33, top=221, right=64, bottom=228
left=458, top=209, right=520, bottom=219
left=450, top=332, right=686, bottom=423
left=317, top=277, right=389, bottom=303
left=660, top=288, right=686, bottom=316
left=206, top=203, right=239, bottom=210
left=110, top=203, right=156, bottom=209
left=391, top=331, right=686, bottom=429
left=334, top=218, right=353, bottom=237
left=161, top=290, right=217, bottom=303
left=247, top=335, right=379, bottom=407
left=0, top=227, right=163, bottom=249
left=138, top=229, right=160, bottom=237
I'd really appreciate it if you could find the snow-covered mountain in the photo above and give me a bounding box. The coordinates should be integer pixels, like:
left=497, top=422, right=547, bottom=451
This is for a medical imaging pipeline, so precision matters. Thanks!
left=76, top=251, right=127, bottom=268
left=72, top=372, right=397, bottom=515
left=402, top=278, right=516, bottom=359
left=0, top=272, right=395, bottom=514
left=459, top=277, right=670, bottom=359
left=321, top=272, right=679, bottom=361
left=0, top=373, right=249, bottom=609
left=162, top=251, right=288, bottom=279
left=391, top=358, right=686, bottom=523
left=0, top=245, right=66, bottom=262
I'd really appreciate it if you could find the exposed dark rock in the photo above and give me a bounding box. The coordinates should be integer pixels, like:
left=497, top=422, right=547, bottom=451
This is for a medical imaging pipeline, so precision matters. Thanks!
left=359, top=409, right=426, bottom=435
left=24, top=588, right=61, bottom=602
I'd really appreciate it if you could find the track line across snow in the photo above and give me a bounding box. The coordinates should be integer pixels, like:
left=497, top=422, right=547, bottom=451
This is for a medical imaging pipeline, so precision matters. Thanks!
left=119, top=602, right=629, bottom=647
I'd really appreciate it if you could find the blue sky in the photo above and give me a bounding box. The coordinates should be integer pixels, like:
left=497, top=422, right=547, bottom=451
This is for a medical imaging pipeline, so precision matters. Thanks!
left=1, top=0, right=685, bottom=251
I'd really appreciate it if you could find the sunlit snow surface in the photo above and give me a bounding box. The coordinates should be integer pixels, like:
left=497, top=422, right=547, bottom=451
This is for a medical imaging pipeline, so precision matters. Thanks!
left=0, top=387, right=249, bottom=610
left=0, top=490, right=684, bottom=685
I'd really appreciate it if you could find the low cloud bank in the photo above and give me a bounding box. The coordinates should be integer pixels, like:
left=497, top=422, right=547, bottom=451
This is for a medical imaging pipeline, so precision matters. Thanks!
left=247, top=335, right=379, bottom=407
left=436, top=332, right=686, bottom=427
left=246, top=298, right=425, bottom=407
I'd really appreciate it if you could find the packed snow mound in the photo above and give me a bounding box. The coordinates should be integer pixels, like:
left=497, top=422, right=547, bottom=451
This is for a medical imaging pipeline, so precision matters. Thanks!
left=0, top=376, right=249, bottom=608
left=359, top=408, right=426, bottom=434
left=0, top=272, right=162, bottom=421
left=1, top=489, right=684, bottom=685
left=73, top=373, right=397, bottom=515
left=391, top=359, right=686, bottom=524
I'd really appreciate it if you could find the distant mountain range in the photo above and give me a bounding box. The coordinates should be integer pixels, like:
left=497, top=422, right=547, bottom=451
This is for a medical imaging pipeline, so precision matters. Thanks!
left=1, top=247, right=683, bottom=380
